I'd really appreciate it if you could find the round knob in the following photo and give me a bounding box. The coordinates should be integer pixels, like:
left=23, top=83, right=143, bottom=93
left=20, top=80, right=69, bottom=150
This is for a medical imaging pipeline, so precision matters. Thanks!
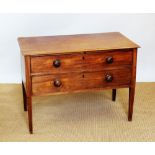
left=53, top=59, right=61, bottom=68
left=105, top=74, right=113, bottom=82
left=53, top=79, right=62, bottom=87
left=106, top=56, right=113, bottom=64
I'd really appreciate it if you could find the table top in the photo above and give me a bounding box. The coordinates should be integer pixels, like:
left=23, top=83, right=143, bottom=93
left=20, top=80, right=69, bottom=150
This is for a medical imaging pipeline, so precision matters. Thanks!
left=18, top=32, right=140, bottom=55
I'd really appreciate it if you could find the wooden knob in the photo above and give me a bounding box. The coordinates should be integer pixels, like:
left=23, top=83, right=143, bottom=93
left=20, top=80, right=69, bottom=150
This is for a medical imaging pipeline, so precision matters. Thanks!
left=53, top=59, right=61, bottom=68
left=53, top=79, right=62, bottom=87
left=105, top=74, right=113, bottom=82
left=106, top=56, right=113, bottom=64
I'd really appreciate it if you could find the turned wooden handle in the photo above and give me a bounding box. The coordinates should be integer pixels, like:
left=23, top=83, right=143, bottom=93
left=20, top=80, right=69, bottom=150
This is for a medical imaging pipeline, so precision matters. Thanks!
left=53, top=59, right=61, bottom=68
left=105, top=74, right=113, bottom=82
left=53, top=79, right=62, bottom=87
left=106, top=56, right=113, bottom=64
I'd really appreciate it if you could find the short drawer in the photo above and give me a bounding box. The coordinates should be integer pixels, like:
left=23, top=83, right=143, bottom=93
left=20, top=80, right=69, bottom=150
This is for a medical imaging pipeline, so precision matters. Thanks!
left=32, top=67, right=131, bottom=95
left=83, top=50, right=133, bottom=71
left=31, top=53, right=83, bottom=74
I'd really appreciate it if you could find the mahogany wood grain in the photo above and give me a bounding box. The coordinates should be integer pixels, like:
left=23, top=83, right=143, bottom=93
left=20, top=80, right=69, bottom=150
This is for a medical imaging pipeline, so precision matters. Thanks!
left=31, top=53, right=83, bottom=74
left=84, top=50, right=132, bottom=72
left=18, top=32, right=140, bottom=55
left=24, top=56, right=33, bottom=134
left=128, top=48, right=137, bottom=121
left=31, top=50, right=132, bottom=75
left=27, top=96, right=33, bottom=134
left=32, top=68, right=131, bottom=96
left=18, top=32, right=140, bottom=133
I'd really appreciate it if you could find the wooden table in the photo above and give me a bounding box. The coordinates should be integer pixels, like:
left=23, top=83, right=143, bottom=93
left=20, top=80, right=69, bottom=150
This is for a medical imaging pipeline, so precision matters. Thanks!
left=18, top=32, right=140, bottom=134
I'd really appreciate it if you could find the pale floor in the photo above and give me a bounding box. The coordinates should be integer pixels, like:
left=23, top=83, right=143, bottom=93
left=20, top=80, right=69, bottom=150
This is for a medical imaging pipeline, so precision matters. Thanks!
left=0, top=83, right=155, bottom=141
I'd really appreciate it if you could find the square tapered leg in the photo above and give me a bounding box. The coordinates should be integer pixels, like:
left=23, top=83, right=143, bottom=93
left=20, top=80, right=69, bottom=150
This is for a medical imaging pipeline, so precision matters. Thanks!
left=22, top=82, right=27, bottom=111
left=27, top=96, right=33, bottom=134
left=112, top=89, right=116, bottom=101
left=128, top=87, right=135, bottom=121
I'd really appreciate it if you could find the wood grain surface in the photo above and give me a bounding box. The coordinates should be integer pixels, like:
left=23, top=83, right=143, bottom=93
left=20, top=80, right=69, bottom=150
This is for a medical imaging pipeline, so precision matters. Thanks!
left=32, top=68, right=131, bottom=96
left=31, top=49, right=132, bottom=75
left=18, top=32, right=140, bottom=55
left=18, top=32, right=139, bottom=133
left=31, top=53, right=83, bottom=74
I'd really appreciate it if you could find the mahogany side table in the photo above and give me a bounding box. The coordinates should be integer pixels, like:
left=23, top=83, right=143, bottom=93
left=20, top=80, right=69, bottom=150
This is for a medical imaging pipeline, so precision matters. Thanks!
left=18, top=32, right=140, bottom=133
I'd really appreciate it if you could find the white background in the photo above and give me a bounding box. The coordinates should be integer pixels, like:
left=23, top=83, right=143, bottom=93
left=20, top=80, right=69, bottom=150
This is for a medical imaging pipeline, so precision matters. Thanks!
left=0, top=13, right=155, bottom=83
left=0, top=0, right=155, bottom=154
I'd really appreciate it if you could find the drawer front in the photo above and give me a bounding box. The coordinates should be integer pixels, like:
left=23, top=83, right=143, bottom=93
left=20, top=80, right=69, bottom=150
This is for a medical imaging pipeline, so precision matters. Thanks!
left=31, top=50, right=132, bottom=74
left=83, top=50, right=132, bottom=71
left=31, top=53, right=83, bottom=74
left=32, top=67, right=131, bottom=95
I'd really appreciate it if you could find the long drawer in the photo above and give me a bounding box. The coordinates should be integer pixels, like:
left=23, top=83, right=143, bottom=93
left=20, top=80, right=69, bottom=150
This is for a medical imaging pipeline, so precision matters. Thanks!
left=31, top=50, right=132, bottom=75
left=32, top=67, right=131, bottom=95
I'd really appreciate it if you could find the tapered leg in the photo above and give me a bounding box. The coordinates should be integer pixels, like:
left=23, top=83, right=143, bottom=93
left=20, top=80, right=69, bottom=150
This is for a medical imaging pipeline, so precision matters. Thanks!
left=22, top=82, right=27, bottom=111
left=128, top=87, right=135, bottom=121
left=112, top=89, right=116, bottom=101
left=27, top=96, right=33, bottom=134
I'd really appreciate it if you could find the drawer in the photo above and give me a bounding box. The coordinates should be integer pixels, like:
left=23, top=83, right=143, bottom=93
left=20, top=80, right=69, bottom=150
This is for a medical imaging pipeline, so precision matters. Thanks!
left=83, top=50, right=132, bottom=71
left=31, top=53, right=83, bottom=74
left=31, top=50, right=132, bottom=75
left=32, top=67, right=131, bottom=95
